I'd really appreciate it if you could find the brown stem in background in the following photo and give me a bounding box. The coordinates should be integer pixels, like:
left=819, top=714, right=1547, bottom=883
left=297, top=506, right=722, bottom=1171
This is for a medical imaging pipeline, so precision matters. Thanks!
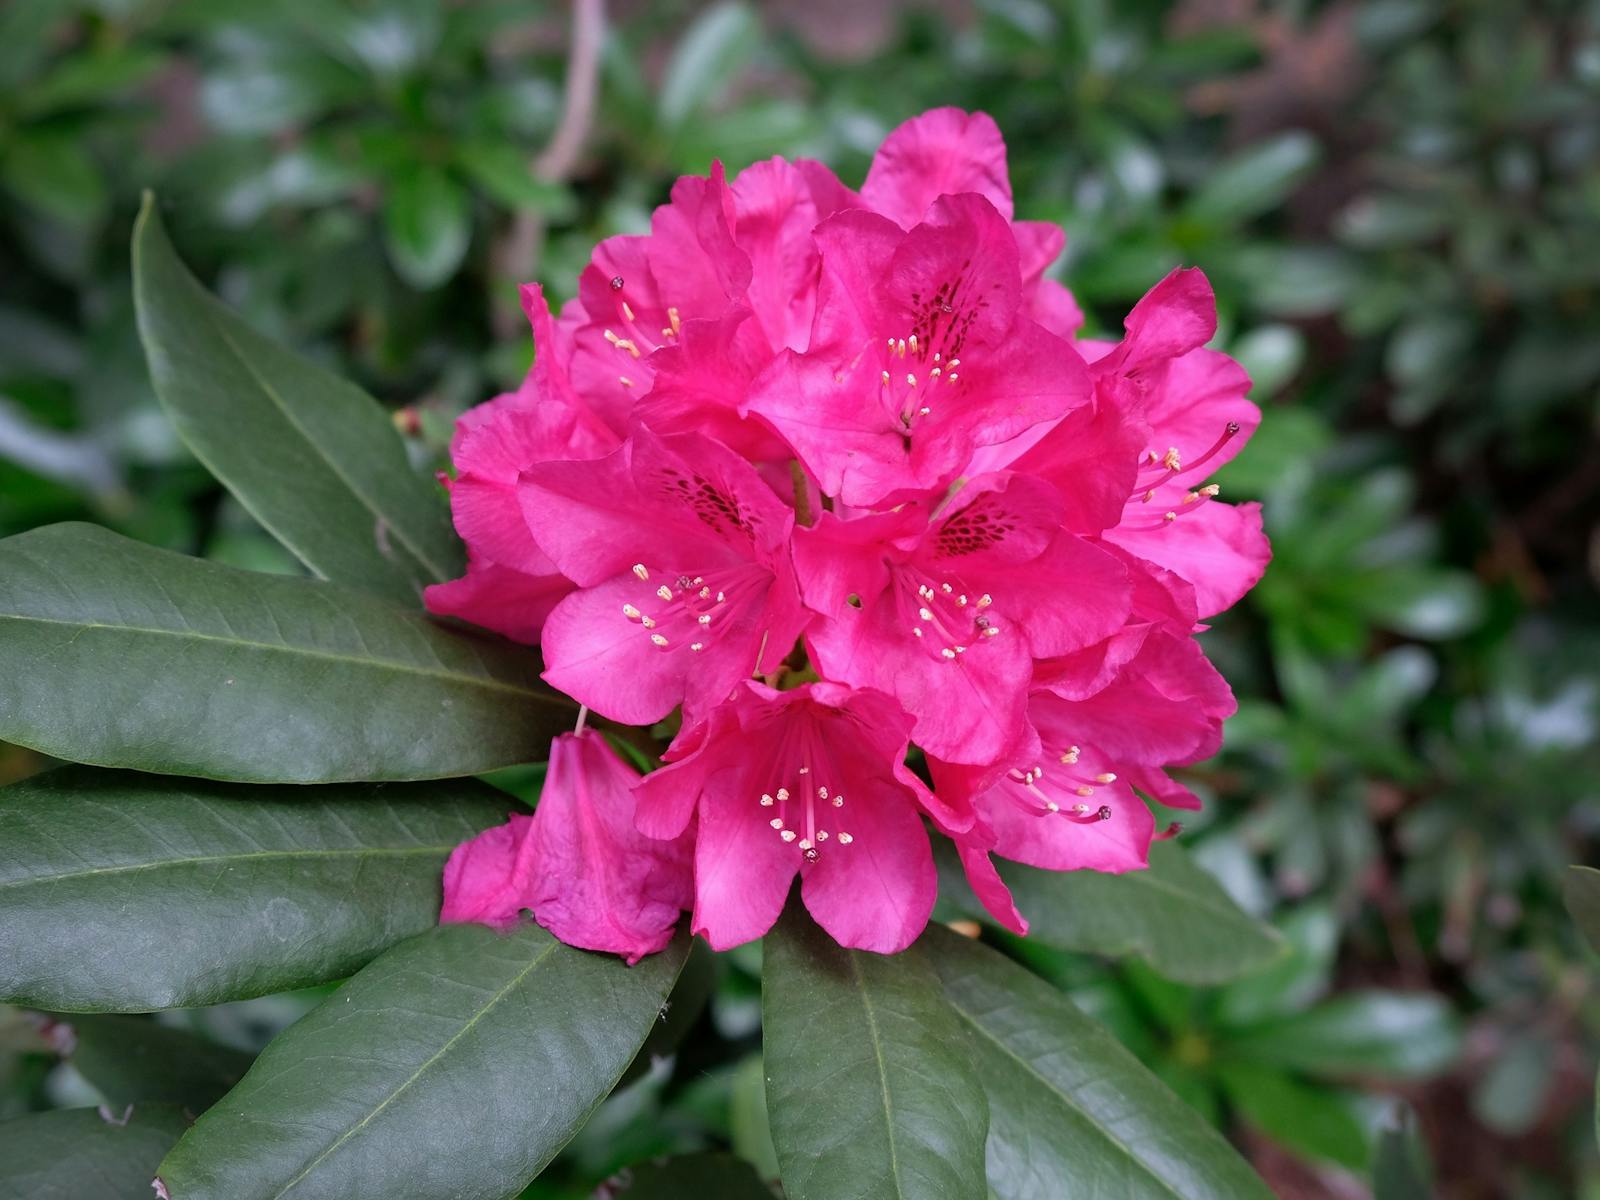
left=493, top=0, right=605, bottom=338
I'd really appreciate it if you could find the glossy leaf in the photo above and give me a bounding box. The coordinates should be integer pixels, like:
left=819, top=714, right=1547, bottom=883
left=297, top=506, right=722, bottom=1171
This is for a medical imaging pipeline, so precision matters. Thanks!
left=762, top=905, right=989, bottom=1200
left=0, top=766, right=516, bottom=1011
left=0, top=523, right=572, bottom=783
left=925, top=926, right=1274, bottom=1200
left=940, top=841, right=1284, bottom=984
left=0, top=1103, right=190, bottom=1200
left=132, top=195, right=463, bottom=604
left=58, top=1015, right=254, bottom=1109
left=155, top=924, right=688, bottom=1200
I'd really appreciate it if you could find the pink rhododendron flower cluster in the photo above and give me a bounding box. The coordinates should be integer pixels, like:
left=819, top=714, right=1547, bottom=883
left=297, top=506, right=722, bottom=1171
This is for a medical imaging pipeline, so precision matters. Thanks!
left=430, top=108, right=1269, bottom=961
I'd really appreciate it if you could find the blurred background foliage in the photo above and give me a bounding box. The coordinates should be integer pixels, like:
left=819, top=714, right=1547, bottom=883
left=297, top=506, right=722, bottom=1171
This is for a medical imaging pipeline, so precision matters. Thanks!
left=1, top=0, right=1599, bottom=1196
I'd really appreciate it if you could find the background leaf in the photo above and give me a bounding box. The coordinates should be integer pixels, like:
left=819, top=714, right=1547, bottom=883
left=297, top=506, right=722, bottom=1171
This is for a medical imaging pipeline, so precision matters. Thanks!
left=0, top=523, right=572, bottom=783
left=0, top=765, right=515, bottom=1011
left=56, top=1015, right=254, bottom=1109
left=940, top=842, right=1284, bottom=984
left=382, top=167, right=472, bottom=290
left=1226, top=991, right=1462, bottom=1080
left=925, top=926, right=1275, bottom=1200
left=762, top=902, right=989, bottom=1200
left=132, top=196, right=463, bottom=605
left=600, top=1152, right=775, bottom=1198
left=0, top=1103, right=191, bottom=1200
left=1564, top=865, right=1600, bottom=954
left=154, top=924, right=687, bottom=1200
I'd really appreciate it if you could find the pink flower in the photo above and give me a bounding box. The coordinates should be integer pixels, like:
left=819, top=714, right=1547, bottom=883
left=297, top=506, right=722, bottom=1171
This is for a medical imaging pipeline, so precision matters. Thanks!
left=519, top=425, right=809, bottom=725
left=424, top=286, right=618, bottom=643
left=633, top=681, right=949, bottom=953
left=794, top=473, right=1129, bottom=764
left=429, top=107, right=1269, bottom=963
left=441, top=729, right=691, bottom=965
left=746, top=192, right=1091, bottom=507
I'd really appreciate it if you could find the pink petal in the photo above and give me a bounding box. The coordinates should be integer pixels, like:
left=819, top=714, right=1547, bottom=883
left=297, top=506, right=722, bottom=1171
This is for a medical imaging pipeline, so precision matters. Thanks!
left=801, top=780, right=936, bottom=953
left=953, top=839, right=1028, bottom=935
left=1104, top=500, right=1271, bottom=618
left=1105, top=267, right=1218, bottom=377
left=441, top=731, right=692, bottom=964
left=861, top=107, right=1013, bottom=228
left=638, top=308, right=788, bottom=458
left=691, top=782, right=798, bottom=950
left=731, top=156, right=822, bottom=352
left=424, top=557, right=572, bottom=645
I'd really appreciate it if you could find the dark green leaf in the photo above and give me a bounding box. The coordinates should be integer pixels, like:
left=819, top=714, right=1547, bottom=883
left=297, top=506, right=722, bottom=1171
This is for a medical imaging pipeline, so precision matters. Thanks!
left=155, top=924, right=688, bottom=1200
left=1372, top=1102, right=1433, bottom=1200
left=382, top=167, right=472, bottom=290
left=1215, top=1062, right=1370, bottom=1170
left=0, top=134, right=107, bottom=228
left=1215, top=904, right=1339, bottom=1027
left=0, top=524, right=572, bottom=782
left=56, top=1015, right=254, bottom=1109
left=602, top=1152, right=775, bottom=1198
left=926, top=926, right=1274, bottom=1200
left=0, top=765, right=515, bottom=1010
left=1227, top=991, right=1461, bottom=1080
left=1563, top=865, right=1600, bottom=954
left=762, top=904, right=988, bottom=1200
left=132, top=196, right=463, bottom=604
left=939, top=841, right=1284, bottom=985
left=0, top=1103, right=190, bottom=1200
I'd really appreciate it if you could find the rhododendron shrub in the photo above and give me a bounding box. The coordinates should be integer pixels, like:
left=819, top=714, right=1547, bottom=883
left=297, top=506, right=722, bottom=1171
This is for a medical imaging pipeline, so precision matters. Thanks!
left=431, top=108, right=1269, bottom=960
left=1, top=107, right=1285, bottom=1200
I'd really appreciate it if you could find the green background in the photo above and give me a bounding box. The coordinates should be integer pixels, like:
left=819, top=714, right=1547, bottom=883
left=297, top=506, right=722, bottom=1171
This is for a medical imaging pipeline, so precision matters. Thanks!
left=1, top=1, right=1597, bottom=1196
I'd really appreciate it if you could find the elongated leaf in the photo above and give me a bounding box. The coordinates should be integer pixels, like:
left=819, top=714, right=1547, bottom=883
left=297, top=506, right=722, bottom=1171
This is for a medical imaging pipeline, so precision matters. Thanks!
left=0, top=765, right=515, bottom=1011
left=155, top=924, right=687, bottom=1200
left=0, top=523, right=572, bottom=782
left=132, top=195, right=462, bottom=604
left=925, top=926, right=1274, bottom=1200
left=57, top=1015, right=254, bottom=1108
left=762, top=905, right=989, bottom=1200
left=939, top=841, right=1283, bottom=984
left=1226, top=991, right=1461, bottom=1080
left=0, top=1103, right=190, bottom=1200
left=1372, top=1102, right=1433, bottom=1200
left=382, top=168, right=471, bottom=289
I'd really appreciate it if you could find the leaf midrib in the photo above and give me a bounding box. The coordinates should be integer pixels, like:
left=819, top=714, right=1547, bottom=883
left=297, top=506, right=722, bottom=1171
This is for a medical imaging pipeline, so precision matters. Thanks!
left=851, top=954, right=906, bottom=1200
left=133, top=207, right=453, bottom=589
left=0, top=844, right=454, bottom=891
left=271, top=939, right=560, bottom=1199
left=0, top=611, right=554, bottom=703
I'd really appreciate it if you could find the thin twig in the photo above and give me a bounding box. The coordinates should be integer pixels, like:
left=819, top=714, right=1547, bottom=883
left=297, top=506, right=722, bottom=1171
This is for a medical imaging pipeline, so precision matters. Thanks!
left=493, top=0, right=605, bottom=337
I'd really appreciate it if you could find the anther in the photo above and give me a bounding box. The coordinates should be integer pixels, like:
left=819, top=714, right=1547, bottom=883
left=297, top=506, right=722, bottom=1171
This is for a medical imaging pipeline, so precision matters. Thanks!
left=760, top=794, right=775, bottom=806
left=831, top=796, right=844, bottom=807
left=656, top=585, right=673, bottom=601
left=641, top=616, right=656, bottom=628
left=650, top=633, right=669, bottom=647
left=776, top=788, right=789, bottom=801
left=698, top=614, right=711, bottom=626
left=1075, top=785, right=1095, bottom=797
left=690, top=642, right=703, bottom=651
left=837, top=832, right=853, bottom=845
left=771, top=818, right=784, bottom=830
left=781, top=830, right=797, bottom=842
left=622, top=604, right=641, bottom=620
left=632, top=564, right=649, bottom=580
left=1095, top=772, right=1117, bottom=783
